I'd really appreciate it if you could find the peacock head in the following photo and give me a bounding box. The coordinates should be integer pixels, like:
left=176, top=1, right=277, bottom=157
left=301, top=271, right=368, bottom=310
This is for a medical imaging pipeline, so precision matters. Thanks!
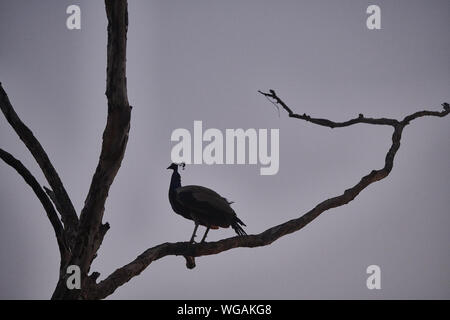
left=167, top=162, right=185, bottom=171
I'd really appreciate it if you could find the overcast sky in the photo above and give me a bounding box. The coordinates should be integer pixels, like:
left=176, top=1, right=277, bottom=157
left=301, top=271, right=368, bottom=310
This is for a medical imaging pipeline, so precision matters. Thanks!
left=0, top=0, right=449, bottom=299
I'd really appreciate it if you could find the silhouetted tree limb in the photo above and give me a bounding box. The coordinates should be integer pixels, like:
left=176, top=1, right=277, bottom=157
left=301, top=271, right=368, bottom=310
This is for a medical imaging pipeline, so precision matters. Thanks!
left=258, top=90, right=450, bottom=128
left=86, top=93, right=448, bottom=299
left=0, top=148, right=68, bottom=263
left=0, top=0, right=448, bottom=300
left=50, top=0, right=131, bottom=300
left=0, top=84, right=78, bottom=244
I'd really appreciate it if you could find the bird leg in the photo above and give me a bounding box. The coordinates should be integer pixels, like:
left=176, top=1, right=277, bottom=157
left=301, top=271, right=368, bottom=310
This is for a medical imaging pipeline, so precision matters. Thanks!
left=189, top=223, right=199, bottom=243
left=201, top=226, right=211, bottom=243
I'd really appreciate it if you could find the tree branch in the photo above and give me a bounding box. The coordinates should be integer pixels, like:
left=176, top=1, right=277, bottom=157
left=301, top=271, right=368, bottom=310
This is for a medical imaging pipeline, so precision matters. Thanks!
left=0, top=148, right=68, bottom=263
left=0, top=83, right=78, bottom=242
left=258, top=89, right=400, bottom=127
left=88, top=94, right=448, bottom=299
left=402, top=103, right=450, bottom=124
left=71, top=0, right=131, bottom=274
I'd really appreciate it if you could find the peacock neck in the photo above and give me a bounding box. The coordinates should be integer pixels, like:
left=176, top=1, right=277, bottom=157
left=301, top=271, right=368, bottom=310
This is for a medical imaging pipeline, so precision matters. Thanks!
left=169, top=170, right=181, bottom=192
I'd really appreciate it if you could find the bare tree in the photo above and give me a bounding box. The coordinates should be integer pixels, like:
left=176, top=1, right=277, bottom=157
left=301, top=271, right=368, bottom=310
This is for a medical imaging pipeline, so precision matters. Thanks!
left=0, top=0, right=448, bottom=299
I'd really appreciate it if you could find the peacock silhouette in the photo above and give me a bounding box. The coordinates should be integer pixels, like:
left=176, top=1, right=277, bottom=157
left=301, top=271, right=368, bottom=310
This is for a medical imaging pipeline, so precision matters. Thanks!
left=167, top=162, right=247, bottom=243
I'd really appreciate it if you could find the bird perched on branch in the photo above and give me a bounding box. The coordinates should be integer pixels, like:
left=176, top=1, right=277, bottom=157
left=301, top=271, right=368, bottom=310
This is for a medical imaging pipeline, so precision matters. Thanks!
left=167, top=162, right=247, bottom=243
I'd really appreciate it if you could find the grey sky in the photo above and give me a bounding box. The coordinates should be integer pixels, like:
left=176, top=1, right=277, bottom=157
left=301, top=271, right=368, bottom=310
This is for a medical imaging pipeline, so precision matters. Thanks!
left=0, top=0, right=449, bottom=299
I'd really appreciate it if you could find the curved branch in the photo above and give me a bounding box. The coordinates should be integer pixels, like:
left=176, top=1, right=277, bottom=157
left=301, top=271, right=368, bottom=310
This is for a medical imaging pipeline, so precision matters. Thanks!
left=0, top=83, right=78, bottom=241
left=258, top=90, right=449, bottom=128
left=258, top=89, right=400, bottom=127
left=0, top=148, right=68, bottom=262
left=402, top=104, right=450, bottom=124
left=71, top=0, right=131, bottom=274
left=89, top=97, right=448, bottom=299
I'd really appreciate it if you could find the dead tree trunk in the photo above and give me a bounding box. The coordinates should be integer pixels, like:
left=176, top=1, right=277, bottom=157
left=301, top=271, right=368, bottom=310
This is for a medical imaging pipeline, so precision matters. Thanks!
left=50, top=0, right=131, bottom=300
